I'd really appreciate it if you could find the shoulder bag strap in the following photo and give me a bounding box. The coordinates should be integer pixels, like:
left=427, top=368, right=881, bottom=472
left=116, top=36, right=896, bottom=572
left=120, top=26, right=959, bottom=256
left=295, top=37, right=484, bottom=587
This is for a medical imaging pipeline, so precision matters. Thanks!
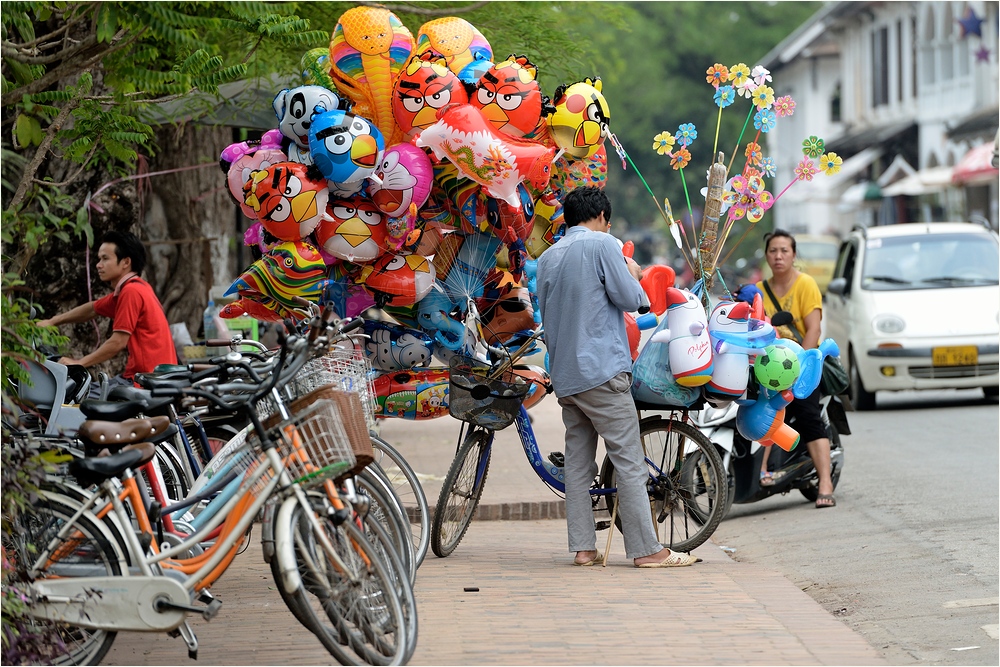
left=762, top=280, right=803, bottom=344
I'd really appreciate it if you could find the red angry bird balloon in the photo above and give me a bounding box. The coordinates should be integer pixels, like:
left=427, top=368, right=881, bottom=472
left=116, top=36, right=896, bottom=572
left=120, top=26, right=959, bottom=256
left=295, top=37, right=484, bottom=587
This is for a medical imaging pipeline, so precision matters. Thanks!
left=358, top=252, right=436, bottom=308
left=471, top=55, right=546, bottom=138
left=242, top=162, right=330, bottom=241
left=392, top=52, right=469, bottom=139
left=315, top=194, right=387, bottom=264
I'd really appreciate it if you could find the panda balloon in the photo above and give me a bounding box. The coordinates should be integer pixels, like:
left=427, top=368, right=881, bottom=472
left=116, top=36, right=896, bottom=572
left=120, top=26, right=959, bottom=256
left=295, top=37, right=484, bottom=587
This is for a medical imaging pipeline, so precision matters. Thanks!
left=272, top=85, right=345, bottom=165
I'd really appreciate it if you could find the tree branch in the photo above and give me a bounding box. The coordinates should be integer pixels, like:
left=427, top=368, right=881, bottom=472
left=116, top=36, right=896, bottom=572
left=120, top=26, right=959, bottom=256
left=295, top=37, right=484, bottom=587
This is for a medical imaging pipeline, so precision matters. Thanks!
left=2, top=4, right=89, bottom=50
left=31, top=142, right=98, bottom=188
left=355, top=1, right=490, bottom=16
left=5, top=97, right=80, bottom=215
left=1, top=34, right=98, bottom=65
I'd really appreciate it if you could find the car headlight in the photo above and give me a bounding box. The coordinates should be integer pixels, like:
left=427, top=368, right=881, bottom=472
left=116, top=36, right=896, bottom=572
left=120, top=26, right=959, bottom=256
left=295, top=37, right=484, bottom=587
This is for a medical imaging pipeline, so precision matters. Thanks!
left=873, top=314, right=906, bottom=334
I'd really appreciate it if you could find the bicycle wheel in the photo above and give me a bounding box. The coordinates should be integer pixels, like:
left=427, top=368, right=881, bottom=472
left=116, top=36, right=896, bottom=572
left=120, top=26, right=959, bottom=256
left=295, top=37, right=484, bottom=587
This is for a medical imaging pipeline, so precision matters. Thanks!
left=430, top=426, right=493, bottom=558
left=355, top=470, right=415, bottom=585
left=359, top=514, right=418, bottom=663
left=369, top=434, right=430, bottom=569
left=600, top=418, right=726, bottom=553
left=5, top=498, right=125, bottom=665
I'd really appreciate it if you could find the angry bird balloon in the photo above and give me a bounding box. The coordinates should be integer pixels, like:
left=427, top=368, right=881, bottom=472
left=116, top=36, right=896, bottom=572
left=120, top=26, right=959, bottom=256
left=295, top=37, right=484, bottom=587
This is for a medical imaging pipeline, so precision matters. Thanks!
left=524, top=195, right=564, bottom=258
left=273, top=85, right=344, bottom=164
left=315, top=194, right=387, bottom=264
left=224, top=240, right=329, bottom=316
left=392, top=52, right=469, bottom=139
left=415, top=17, right=492, bottom=77
left=308, top=109, right=385, bottom=184
left=227, top=148, right=287, bottom=219
left=368, top=142, right=434, bottom=216
left=547, top=78, right=610, bottom=159
left=471, top=55, right=548, bottom=138
left=358, top=252, right=436, bottom=308
left=242, top=162, right=330, bottom=241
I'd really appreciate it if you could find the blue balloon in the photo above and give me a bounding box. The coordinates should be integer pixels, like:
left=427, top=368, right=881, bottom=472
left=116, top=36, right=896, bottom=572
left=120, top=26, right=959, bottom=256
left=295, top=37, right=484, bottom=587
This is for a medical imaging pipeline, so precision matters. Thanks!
left=308, top=110, right=385, bottom=184
left=362, top=320, right=435, bottom=371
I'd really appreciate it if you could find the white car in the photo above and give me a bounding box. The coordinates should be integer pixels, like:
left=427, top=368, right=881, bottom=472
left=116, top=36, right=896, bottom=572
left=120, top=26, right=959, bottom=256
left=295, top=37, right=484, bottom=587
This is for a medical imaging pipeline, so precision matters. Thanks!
left=825, top=222, right=999, bottom=410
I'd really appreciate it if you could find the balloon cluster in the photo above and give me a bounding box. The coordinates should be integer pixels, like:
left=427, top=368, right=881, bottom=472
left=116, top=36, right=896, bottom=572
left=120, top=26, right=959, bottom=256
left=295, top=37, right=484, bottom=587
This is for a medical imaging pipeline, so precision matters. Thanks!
left=219, top=7, right=612, bottom=370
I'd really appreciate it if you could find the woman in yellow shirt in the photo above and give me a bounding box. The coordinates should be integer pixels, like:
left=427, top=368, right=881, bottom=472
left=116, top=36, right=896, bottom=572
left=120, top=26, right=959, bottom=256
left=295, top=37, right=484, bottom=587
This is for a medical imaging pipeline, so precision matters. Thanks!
left=756, top=230, right=836, bottom=508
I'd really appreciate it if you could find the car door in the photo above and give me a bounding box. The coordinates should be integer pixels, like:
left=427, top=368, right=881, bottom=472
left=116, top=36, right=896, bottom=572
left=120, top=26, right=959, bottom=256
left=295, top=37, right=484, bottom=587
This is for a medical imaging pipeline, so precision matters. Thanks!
left=824, top=239, right=858, bottom=358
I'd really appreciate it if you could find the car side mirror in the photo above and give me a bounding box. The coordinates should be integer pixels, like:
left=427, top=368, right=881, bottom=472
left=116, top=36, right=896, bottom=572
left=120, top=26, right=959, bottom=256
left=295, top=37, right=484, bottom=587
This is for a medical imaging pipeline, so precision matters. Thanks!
left=827, top=277, right=847, bottom=296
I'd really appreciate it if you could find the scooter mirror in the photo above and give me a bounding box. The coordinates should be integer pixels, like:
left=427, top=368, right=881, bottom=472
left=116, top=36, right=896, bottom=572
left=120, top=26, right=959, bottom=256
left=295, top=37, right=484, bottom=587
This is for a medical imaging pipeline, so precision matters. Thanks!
left=771, top=311, right=793, bottom=327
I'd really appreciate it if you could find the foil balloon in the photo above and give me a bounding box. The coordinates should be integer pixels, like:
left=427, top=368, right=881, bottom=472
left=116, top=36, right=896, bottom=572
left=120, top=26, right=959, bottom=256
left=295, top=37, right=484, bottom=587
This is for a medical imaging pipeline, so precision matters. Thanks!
left=242, top=162, right=330, bottom=241
left=548, top=144, right=608, bottom=197
left=315, top=194, right=387, bottom=263
left=373, top=368, right=450, bottom=420
left=480, top=286, right=535, bottom=346
left=272, top=85, right=344, bottom=164
left=368, top=143, right=434, bottom=216
left=392, top=52, right=469, bottom=139
left=482, top=184, right=534, bottom=243
left=219, top=296, right=285, bottom=322
left=227, top=148, right=287, bottom=219
left=547, top=77, right=610, bottom=159
left=471, top=54, right=547, bottom=138
left=434, top=159, right=485, bottom=233
left=300, top=48, right=337, bottom=91
left=362, top=320, right=435, bottom=371
left=328, top=6, right=414, bottom=147
left=322, top=262, right=375, bottom=318
left=414, top=103, right=556, bottom=207
left=524, top=195, right=564, bottom=258
left=458, top=53, right=493, bottom=85
left=358, top=252, right=436, bottom=308
left=415, top=17, right=492, bottom=76
left=308, top=110, right=385, bottom=184
left=219, top=129, right=284, bottom=173
left=224, top=240, right=329, bottom=317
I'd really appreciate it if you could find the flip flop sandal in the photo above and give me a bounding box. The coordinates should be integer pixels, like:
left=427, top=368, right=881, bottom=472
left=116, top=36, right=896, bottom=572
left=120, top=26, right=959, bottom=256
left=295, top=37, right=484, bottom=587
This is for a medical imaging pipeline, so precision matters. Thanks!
left=815, top=494, right=836, bottom=508
left=760, top=471, right=775, bottom=487
left=573, top=554, right=604, bottom=566
left=635, top=551, right=701, bottom=568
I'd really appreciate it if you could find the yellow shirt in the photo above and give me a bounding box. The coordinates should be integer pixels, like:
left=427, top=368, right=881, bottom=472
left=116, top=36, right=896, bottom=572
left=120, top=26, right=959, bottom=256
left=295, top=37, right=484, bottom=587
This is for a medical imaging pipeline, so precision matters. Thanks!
left=757, top=273, right=822, bottom=343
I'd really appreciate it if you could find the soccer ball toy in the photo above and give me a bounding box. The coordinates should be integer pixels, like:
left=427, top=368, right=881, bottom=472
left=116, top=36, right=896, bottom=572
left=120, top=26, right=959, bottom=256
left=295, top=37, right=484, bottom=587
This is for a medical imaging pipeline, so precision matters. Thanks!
left=753, top=345, right=800, bottom=391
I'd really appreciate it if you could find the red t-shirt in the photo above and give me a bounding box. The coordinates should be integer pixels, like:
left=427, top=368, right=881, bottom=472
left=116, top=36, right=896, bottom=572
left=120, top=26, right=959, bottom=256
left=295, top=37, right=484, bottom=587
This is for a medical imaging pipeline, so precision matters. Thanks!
left=93, top=277, right=177, bottom=379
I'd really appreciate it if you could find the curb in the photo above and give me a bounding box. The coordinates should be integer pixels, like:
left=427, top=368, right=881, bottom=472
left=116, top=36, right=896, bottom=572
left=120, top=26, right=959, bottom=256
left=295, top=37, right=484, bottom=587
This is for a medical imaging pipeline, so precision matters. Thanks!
left=410, top=500, right=567, bottom=522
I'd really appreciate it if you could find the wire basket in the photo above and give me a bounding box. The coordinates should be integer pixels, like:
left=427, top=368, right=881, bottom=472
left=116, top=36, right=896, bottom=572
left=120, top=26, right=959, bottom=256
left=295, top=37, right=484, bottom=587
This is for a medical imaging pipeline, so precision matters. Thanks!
left=244, top=398, right=357, bottom=491
left=448, top=356, right=530, bottom=430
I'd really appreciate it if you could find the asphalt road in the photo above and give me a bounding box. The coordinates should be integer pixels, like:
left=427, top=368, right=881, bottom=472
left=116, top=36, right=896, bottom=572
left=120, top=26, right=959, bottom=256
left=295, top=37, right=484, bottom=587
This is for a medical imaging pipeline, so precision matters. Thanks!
left=712, top=387, right=999, bottom=665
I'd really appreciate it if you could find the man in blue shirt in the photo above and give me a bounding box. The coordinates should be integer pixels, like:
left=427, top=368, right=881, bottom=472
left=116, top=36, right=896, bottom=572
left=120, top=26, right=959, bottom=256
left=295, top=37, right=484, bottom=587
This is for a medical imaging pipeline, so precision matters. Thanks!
left=537, top=186, right=698, bottom=568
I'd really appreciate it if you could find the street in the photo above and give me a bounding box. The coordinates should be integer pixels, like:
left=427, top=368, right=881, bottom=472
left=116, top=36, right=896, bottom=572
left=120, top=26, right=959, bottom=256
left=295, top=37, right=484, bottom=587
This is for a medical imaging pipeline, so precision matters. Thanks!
left=713, top=388, right=999, bottom=665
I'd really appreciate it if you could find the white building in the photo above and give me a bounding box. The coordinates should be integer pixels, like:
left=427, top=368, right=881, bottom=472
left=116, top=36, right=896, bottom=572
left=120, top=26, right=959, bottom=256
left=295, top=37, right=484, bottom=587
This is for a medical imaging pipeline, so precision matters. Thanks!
left=762, top=1, right=998, bottom=237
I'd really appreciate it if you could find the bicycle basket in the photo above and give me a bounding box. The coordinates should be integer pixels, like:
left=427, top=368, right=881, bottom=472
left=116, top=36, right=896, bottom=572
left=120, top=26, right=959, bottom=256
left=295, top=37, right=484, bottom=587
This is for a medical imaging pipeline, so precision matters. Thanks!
left=448, top=355, right=530, bottom=430
left=249, top=398, right=357, bottom=490
left=292, top=347, right=377, bottom=431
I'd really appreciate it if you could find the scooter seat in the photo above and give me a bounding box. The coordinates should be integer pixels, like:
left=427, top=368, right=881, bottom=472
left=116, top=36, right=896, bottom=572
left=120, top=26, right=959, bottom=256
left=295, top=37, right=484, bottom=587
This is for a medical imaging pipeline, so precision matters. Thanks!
left=69, top=443, right=156, bottom=486
left=77, top=416, right=171, bottom=447
left=106, top=385, right=174, bottom=416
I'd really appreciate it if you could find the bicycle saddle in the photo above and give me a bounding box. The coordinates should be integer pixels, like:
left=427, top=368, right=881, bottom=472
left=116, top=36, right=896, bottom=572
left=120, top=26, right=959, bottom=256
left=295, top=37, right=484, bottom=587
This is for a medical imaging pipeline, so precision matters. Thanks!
left=77, top=416, right=172, bottom=447
left=69, top=442, right=156, bottom=486
left=107, top=385, right=175, bottom=416
left=79, top=397, right=172, bottom=422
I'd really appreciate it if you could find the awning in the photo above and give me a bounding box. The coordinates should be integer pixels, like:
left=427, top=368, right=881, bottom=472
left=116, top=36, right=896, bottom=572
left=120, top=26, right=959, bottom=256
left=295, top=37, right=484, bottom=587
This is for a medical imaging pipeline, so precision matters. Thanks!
left=825, top=121, right=917, bottom=159
left=840, top=180, right=881, bottom=205
left=881, top=166, right=955, bottom=197
left=826, top=146, right=882, bottom=186
left=148, top=73, right=295, bottom=129
left=952, top=142, right=999, bottom=185
left=946, top=107, right=999, bottom=141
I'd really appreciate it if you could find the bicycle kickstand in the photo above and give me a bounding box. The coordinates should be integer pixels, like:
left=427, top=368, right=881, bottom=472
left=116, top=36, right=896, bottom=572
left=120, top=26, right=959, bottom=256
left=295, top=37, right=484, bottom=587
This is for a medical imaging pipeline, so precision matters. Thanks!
left=176, top=620, right=199, bottom=660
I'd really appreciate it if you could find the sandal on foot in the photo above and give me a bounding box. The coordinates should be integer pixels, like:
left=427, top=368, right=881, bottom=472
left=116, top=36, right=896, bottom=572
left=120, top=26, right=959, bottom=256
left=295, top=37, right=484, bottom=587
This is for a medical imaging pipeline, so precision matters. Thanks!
left=815, top=494, right=836, bottom=508
left=573, top=554, right=604, bottom=566
left=635, top=551, right=701, bottom=568
left=760, top=471, right=775, bottom=487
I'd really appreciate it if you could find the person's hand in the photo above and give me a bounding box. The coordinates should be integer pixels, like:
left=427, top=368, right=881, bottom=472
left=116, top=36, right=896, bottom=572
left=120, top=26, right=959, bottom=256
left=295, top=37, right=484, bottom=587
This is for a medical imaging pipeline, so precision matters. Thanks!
left=57, top=357, right=82, bottom=366
left=625, top=256, right=644, bottom=282
left=37, top=318, right=55, bottom=328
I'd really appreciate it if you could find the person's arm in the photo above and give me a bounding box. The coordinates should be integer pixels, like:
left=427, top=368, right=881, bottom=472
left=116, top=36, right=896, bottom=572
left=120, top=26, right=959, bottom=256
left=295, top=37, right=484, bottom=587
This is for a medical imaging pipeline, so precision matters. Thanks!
left=802, top=309, right=822, bottom=350
left=37, top=301, right=97, bottom=328
left=59, top=331, right=130, bottom=367
left=600, top=240, right=649, bottom=313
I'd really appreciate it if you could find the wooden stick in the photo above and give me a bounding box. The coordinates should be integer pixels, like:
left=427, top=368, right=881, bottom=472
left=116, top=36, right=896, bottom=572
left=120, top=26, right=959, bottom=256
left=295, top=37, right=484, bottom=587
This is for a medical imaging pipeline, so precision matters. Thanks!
left=602, top=495, right=618, bottom=567
left=698, top=152, right=728, bottom=290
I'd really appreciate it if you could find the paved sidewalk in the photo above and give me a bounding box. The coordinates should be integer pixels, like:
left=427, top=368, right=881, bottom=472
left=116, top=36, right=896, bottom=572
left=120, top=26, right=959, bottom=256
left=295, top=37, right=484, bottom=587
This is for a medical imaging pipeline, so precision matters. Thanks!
left=104, top=393, right=885, bottom=666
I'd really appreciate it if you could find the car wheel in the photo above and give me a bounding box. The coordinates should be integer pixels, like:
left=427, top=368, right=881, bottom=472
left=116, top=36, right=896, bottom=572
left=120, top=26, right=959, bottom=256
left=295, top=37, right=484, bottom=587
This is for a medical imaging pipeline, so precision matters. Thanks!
left=849, top=351, right=876, bottom=411
left=984, top=386, right=999, bottom=400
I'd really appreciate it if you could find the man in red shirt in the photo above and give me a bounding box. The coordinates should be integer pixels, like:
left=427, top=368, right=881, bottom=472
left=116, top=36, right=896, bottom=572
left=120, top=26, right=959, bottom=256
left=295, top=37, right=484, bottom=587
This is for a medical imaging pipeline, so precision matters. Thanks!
left=38, top=231, right=177, bottom=387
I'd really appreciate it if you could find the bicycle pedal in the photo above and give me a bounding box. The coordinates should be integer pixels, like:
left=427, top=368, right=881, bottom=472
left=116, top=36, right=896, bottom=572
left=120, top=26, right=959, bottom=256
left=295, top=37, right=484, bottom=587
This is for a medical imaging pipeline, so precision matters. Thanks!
left=202, top=598, right=222, bottom=621
left=197, top=590, right=215, bottom=605
left=188, top=649, right=198, bottom=660
left=548, top=451, right=565, bottom=467
left=595, top=521, right=611, bottom=531
left=139, top=531, right=153, bottom=555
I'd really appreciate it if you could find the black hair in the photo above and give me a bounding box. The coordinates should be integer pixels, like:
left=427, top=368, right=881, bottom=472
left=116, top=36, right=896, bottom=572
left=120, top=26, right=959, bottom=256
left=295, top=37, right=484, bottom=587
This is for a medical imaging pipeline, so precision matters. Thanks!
left=101, top=230, right=147, bottom=275
left=763, top=228, right=796, bottom=254
left=562, top=186, right=612, bottom=227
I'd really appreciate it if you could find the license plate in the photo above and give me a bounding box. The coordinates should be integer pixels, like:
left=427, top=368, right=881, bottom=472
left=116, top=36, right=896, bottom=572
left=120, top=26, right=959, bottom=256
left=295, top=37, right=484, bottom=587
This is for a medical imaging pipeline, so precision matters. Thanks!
left=932, top=346, right=978, bottom=366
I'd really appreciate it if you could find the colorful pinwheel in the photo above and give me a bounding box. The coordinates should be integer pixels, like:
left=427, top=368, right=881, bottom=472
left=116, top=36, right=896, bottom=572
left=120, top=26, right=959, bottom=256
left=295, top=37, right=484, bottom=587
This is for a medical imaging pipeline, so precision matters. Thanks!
left=802, top=136, right=825, bottom=158
left=723, top=174, right=773, bottom=223
left=745, top=141, right=763, bottom=166
left=760, top=156, right=777, bottom=177
left=653, top=131, right=676, bottom=155
left=819, top=152, right=843, bottom=175
left=675, top=123, right=698, bottom=147
left=670, top=146, right=692, bottom=170
left=714, top=85, right=736, bottom=108
left=794, top=158, right=818, bottom=181
left=774, top=95, right=796, bottom=117
left=750, top=84, right=774, bottom=109
left=754, top=108, right=776, bottom=133
left=706, top=63, right=729, bottom=88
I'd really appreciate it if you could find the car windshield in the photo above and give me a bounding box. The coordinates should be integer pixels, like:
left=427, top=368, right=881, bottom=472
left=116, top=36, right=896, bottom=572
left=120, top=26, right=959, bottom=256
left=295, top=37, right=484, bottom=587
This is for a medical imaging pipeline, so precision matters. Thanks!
left=796, top=241, right=839, bottom=261
left=861, top=232, right=999, bottom=291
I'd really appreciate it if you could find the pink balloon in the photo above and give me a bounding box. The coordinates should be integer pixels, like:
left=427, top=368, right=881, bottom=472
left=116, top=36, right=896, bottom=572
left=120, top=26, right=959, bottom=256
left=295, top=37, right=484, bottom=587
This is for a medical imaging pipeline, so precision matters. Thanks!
left=227, top=148, right=287, bottom=219
left=368, top=143, right=434, bottom=217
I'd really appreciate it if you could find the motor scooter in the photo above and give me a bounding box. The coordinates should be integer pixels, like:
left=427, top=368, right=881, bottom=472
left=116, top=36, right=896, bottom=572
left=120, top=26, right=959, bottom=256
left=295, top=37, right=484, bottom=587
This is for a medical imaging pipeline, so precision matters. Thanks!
left=7, top=348, right=91, bottom=435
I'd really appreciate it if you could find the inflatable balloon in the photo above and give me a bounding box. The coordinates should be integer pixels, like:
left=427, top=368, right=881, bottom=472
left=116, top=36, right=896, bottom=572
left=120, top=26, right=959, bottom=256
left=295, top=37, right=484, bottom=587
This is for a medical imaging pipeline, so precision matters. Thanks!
left=358, top=252, right=436, bottom=308
left=308, top=110, right=385, bottom=184
left=225, top=240, right=329, bottom=317
left=373, top=368, right=449, bottom=420
left=753, top=344, right=801, bottom=392
left=328, top=6, right=414, bottom=146
left=548, top=144, right=608, bottom=197
left=482, top=184, right=534, bottom=243
left=315, top=194, right=387, bottom=263
left=772, top=337, right=840, bottom=399
left=631, top=312, right=701, bottom=407
left=219, top=295, right=285, bottom=322
left=273, top=85, right=344, bottom=164
left=227, top=148, right=287, bottom=219
left=434, top=160, right=485, bottom=232
left=322, top=262, right=375, bottom=319
left=362, top=320, right=435, bottom=371
left=458, top=53, right=493, bottom=85
left=705, top=300, right=751, bottom=403
left=524, top=195, right=564, bottom=259
left=220, top=129, right=284, bottom=173
left=415, top=17, right=492, bottom=76
left=481, top=286, right=535, bottom=346
left=648, top=288, right=713, bottom=387
left=735, top=388, right=800, bottom=452
left=368, top=143, right=434, bottom=216
left=471, top=54, right=548, bottom=138
left=624, top=312, right=640, bottom=361
left=639, top=265, right=677, bottom=315
left=242, top=162, right=330, bottom=241
left=414, top=103, right=556, bottom=207
left=300, top=48, right=337, bottom=91
left=548, top=78, right=610, bottom=159
left=391, top=52, right=469, bottom=139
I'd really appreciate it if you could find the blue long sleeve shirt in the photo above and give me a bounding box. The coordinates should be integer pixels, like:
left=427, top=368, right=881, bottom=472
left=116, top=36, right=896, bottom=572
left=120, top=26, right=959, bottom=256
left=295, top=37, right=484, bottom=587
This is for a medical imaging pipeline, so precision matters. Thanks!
left=536, top=226, right=650, bottom=397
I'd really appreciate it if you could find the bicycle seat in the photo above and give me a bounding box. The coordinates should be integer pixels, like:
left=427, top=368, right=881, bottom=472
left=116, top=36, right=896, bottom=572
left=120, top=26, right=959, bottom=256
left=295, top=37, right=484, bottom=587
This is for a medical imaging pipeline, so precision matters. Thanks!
left=80, top=398, right=168, bottom=421
left=77, top=416, right=172, bottom=447
left=69, top=442, right=156, bottom=486
left=107, top=385, right=175, bottom=416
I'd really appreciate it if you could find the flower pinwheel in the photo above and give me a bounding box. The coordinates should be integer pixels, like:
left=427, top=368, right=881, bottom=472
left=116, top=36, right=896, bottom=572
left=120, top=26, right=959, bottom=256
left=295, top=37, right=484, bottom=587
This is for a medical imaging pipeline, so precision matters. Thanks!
left=675, top=123, right=697, bottom=147
left=795, top=158, right=818, bottom=181
left=745, top=141, right=763, bottom=166
left=670, top=147, right=692, bottom=170
left=751, top=65, right=772, bottom=86
left=754, top=108, right=776, bottom=133
left=802, top=136, right=825, bottom=158
left=706, top=63, right=729, bottom=88
left=750, top=84, right=774, bottom=109
left=774, top=95, right=796, bottom=117
left=819, top=152, right=843, bottom=175
left=653, top=131, right=676, bottom=155
left=722, top=174, right=774, bottom=223
left=729, top=63, right=751, bottom=88
left=760, top=156, right=777, bottom=177
left=714, top=85, right=736, bottom=108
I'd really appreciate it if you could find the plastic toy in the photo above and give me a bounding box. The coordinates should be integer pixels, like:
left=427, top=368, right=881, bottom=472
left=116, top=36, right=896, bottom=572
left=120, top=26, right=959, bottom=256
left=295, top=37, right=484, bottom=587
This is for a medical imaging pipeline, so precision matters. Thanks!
left=362, top=320, right=435, bottom=371
left=735, top=387, right=800, bottom=451
left=705, top=300, right=751, bottom=402
left=649, top=287, right=713, bottom=387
